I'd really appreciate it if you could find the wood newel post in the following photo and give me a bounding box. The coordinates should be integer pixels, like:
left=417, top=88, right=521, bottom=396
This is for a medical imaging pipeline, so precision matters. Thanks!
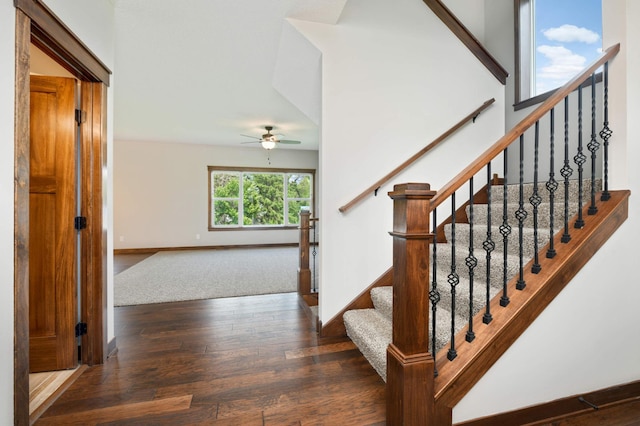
left=387, top=183, right=436, bottom=426
left=298, top=210, right=311, bottom=295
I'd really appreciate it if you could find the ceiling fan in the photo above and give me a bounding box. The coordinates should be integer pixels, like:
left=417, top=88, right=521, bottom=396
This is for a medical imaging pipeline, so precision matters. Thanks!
left=241, top=126, right=301, bottom=150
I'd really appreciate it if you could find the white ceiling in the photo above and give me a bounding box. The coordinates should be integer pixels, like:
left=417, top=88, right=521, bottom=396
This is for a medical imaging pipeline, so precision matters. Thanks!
left=112, top=0, right=346, bottom=150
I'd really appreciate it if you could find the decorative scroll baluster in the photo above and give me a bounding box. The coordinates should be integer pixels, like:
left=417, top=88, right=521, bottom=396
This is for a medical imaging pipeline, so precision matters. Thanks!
left=588, top=73, right=600, bottom=215
left=430, top=208, right=440, bottom=377
left=546, top=108, right=558, bottom=258
left=447, top=193, right=459, bottom=361
left=312, top=219, right=318, bottom=292
left=600, top=61, right=612, bottom=201
left=465, top=178, right=477, bottom=343
left=530, top=121, right=542, bottom=273
left=515, top=135, right=528, bottom=290
left=482, top=165, right=494, bottom=324
left=499, top=149, right=511, bottom=307
left=574, top=83, right=587, bottom=228
left=561, top=96, right=574, bottom=243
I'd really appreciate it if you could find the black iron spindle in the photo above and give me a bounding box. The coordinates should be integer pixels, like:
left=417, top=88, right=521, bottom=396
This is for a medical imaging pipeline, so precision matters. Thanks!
left=600, top=61, right=612, bottom=201
left=447, top=193, right=459, bottom=361
left=312, top=219, right=317, bottom=292
left=466, top=177, right=477, bottom=343
left=515, top=135, right=528, bottom=290
left=499, top=149, right=511, bottom=307
left=530, top=121, right=542, bottom=273
left=561, top=96, right=573, bottom=243
left=574, top=83, right=587, bottom=229
left=546, top=107, right=558, bottom=258
left=429, top=208, right=440, bottom=376
left=482, top=165, right=494, bottom=324
left=588, top=72, right=600, bottom=215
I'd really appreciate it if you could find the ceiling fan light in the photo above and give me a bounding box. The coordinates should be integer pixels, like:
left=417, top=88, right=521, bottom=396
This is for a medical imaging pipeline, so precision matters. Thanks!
left=261, top=139, right=277, bottom=150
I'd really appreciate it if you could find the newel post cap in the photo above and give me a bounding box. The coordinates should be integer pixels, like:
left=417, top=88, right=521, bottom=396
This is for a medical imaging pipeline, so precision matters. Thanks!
left=388, top=183, right=436, bottom=199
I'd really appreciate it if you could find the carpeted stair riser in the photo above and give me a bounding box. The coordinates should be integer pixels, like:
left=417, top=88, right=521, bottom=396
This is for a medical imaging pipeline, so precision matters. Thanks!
left=469, top=202, right=579, bottom=230
left=444, top=223, right=549, bottom=260
left=433, top=244, right=520, bottom=286
left=489, top=179, right=601, bottom=204
left=343, top=180, right=598, bottom=382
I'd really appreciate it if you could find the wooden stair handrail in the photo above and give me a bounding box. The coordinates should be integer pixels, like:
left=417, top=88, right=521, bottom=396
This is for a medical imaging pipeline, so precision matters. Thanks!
left=430, top=43, right=621, bottom=212
left=423, top=0, right=508, bottom=84
left=338, top=98, right=495, bottom=214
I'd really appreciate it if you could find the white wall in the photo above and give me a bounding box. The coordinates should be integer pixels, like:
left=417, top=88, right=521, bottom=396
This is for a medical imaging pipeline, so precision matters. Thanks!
left=290, top=0, right=505, bottom=324
left=0, top=1, right=16, bottom=422
left=454, top=0, right=640, bottom=421
left=114, top=140, right=319, bottom=248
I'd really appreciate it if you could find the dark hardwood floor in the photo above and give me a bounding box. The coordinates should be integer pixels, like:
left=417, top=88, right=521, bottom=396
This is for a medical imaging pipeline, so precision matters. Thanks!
left=33, top=254, right=640, bottom=425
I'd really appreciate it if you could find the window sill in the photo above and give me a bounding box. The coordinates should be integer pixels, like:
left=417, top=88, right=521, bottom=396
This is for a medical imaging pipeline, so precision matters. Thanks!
left=514, top=72, right=603, bottom=112
left=208, top=226, right=300, bottom=232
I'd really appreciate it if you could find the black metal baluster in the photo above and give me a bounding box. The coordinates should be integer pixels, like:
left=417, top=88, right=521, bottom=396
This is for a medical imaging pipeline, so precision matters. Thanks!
left=530, top=121, right=542, bottom=273
left=515, top=135, right=528, bottom=290
left=588, top=72, right=600, bottom=215
left=574, top=83, right=587, bottom=229
left=561, top=96, right=573, bottom=243
left=447, top=193, right=459, bottom=361
left=466, top=178, right=477, bottom=343
left=600, top=61, right=612, bottom=201
left=483, top=165, right=494, bottom=324
left=429, top=208, right=440, bottom=376
left=500, top=149, right=511, bottom=307
left=546, top=108, right=558, bottom=258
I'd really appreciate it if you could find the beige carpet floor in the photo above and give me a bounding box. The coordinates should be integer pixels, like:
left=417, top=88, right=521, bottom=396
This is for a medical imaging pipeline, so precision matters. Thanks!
left=114, top=247, right=300, bottom=306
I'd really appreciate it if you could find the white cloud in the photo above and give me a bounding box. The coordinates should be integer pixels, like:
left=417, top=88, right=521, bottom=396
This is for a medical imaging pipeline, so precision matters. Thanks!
left=537, top=45, right=587, bottom=82
left=543, top=24, right=600, bottom=44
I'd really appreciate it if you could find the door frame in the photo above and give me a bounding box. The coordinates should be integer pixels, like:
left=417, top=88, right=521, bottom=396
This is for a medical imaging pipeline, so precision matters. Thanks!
left=14, top=1, right=111, bottom=423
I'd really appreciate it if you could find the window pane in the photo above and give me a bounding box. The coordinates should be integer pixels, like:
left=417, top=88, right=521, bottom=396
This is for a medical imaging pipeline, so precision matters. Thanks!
left=533, top=0, right=602, bottom=96
left=243, top=173, right=284, bottom=225
left=287, top=174, right=311, bottom=198
left=213, top=200, right=239, bottom=226
left=288, top=201, right=310, bottom=225
left=213, top=172, right=239, bottom=197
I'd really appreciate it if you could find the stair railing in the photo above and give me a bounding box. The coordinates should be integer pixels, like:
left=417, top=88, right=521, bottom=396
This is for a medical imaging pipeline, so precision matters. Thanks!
left=387, top=43, right=620, bottom=425
left=338, top=98, right=495, bottom=214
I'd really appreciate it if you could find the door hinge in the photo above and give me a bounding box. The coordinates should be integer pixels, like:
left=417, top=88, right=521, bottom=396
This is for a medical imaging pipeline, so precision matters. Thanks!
left=75, top=109, right=86, bottom=125
left=75, top=216, right=87, bottom=230
left=75, top=322, right=88, bottom=337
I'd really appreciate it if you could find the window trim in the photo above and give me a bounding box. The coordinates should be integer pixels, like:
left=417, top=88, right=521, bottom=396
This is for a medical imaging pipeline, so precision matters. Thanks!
left=208, top=166, right=315, bottom=231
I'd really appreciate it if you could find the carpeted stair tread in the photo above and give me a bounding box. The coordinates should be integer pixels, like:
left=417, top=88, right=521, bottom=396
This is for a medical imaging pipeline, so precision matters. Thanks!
left=344, top=309, right=391, bottom=380
left=344, top=303, right=461, bottom=381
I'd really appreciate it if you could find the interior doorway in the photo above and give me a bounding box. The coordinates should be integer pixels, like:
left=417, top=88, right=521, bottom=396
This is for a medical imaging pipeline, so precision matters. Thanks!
left=14, top=1, right=111, bottom=423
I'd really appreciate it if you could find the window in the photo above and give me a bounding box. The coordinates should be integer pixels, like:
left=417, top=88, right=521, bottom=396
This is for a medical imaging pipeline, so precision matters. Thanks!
left=208, top=167, right=314, bottom=230
left=516, top=0, right=602, bottom=108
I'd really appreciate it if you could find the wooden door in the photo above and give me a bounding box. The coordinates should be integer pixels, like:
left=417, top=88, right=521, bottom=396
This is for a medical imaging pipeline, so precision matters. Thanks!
left=29, top=75, right=78, bottom=372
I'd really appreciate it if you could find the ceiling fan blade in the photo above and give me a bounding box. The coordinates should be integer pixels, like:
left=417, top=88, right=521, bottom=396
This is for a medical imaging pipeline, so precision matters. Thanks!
left=277, top=139, right=301, bottom=144
left=240, top=134, right=261, bottom=140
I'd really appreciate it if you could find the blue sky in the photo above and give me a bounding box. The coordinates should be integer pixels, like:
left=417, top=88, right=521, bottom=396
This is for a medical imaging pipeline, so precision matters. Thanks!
left=534, top=0, right=602, bottom=95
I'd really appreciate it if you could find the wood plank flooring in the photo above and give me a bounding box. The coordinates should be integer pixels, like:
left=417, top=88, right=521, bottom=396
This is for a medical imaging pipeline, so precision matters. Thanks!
left=33, top=253, right=640, bottom=425
left=34, top=291, right=386, bottom=425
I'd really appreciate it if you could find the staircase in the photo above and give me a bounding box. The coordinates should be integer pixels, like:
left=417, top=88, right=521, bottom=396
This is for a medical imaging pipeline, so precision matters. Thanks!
left=344, top=179, right=600, bottom=381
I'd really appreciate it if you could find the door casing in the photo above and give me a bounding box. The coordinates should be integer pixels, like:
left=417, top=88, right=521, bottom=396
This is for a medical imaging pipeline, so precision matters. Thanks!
left=14, top=0, right=111, bottom=423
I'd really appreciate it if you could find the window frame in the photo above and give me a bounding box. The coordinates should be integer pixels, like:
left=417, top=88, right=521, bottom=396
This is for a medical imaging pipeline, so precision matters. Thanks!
left=208, top=166, right=315, bottom=231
